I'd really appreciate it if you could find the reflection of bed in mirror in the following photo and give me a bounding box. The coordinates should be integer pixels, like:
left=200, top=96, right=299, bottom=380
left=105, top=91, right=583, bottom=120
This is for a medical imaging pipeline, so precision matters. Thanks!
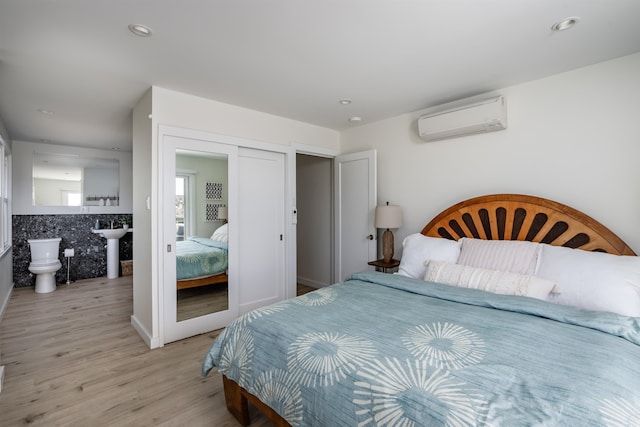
left=176, top=224, right=228, bottom=290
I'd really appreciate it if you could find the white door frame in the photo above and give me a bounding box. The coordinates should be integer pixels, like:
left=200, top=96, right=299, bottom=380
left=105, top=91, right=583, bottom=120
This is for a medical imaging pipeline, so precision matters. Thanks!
left=290, top=143, right=340, bottom=293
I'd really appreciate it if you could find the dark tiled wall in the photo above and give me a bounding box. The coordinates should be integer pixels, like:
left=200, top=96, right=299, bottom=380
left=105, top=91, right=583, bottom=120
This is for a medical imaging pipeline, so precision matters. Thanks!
left=12, top=214, right=133, bottom=288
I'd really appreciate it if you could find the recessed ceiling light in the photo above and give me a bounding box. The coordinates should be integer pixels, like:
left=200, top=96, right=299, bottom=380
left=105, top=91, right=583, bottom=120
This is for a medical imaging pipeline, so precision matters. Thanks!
left=348, top=116, right=362, bottom=123
left=339, top=99, right=352, bottom=105
left=111, top=147, right=120, bottom=150
left=551, top=17, right=580, bottom=32
left=37, top=109, right=55, bottom=116
left=128, top=24, right=152, bottom=37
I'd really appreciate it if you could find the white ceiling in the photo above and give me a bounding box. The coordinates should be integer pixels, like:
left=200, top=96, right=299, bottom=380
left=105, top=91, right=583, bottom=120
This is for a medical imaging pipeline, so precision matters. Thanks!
left=1, top=1, right=639, bottom=151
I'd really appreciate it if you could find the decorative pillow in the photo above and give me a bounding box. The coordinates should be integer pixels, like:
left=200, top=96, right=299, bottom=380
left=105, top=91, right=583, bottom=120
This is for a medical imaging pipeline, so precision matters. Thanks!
left=210, top=223, right=228, bottom=242
left=424, top=261, right=557, bottom=300
left=536, top=244, right=640, bottom=317
left=457, top=238, right=540, bottom=275
left=396, top=234, right=461, bottom=279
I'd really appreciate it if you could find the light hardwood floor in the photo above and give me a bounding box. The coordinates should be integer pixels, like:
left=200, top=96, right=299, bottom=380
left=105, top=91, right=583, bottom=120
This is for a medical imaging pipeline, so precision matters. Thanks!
left=0, top=277, right=277, bottom=426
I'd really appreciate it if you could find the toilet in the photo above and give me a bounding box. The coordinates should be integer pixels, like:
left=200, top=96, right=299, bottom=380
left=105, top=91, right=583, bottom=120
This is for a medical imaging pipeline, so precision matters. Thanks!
left=27, top=238, right=62, bottom=293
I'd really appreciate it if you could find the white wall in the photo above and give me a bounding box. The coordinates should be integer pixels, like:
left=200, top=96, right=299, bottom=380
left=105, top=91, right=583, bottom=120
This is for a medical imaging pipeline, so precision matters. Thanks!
left=341, top=53, right=640, bottom=255
left=152, top=87, right=340, bottom=152
left=131, top=89, right=154, bottom=346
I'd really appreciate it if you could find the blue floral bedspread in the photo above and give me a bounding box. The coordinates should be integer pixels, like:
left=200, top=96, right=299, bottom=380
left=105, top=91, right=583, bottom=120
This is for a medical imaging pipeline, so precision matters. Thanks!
left=203, top=271, right=640, bottom=426
left=176, top=237, right=227, bottom=280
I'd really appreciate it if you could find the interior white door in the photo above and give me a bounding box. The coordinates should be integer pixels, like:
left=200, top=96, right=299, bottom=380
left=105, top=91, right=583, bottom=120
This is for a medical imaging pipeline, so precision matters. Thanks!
left=161, top=135, right=238, bottom=345
left=334, top=150, right=377, bottom=282
left=237, top=147, right=286, bottom=314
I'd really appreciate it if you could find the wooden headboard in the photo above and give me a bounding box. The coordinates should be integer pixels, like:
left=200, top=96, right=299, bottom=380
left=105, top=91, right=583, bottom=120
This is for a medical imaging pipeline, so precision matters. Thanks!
left=421, top=194, right=636, bottom=256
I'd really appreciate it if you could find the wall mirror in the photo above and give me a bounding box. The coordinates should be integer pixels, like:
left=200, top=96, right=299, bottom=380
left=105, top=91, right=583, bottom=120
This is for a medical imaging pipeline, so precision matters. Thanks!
left=175, top=149, right=229, bottom=322
left=32, top=152, right=120, bottom=207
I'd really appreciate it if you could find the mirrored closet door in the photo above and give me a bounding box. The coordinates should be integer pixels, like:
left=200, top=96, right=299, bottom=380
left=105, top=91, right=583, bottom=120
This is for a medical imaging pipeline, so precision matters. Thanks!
left=162, top=134, right=238, bottom=344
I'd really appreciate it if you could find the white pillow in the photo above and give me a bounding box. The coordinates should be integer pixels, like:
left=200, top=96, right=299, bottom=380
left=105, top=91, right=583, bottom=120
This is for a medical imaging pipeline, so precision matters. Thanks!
left=396, top=234, right=461, bottom=279
left=210, top=223, right=228, bottom=243
left=536, top=244, right=640, bottom=317
left=424, top=261, right=557, bottom=300
left=457, top=238, right=540, bottom=275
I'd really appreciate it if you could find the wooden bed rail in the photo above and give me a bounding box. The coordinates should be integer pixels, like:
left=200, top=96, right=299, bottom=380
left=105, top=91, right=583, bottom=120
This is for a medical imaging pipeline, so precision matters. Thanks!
left=223, top=375, right=291, bottom=427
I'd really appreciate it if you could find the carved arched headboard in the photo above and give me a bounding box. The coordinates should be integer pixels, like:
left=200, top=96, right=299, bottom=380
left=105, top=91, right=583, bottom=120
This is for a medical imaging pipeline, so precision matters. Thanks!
left=421, top=194, right=636, bottom=256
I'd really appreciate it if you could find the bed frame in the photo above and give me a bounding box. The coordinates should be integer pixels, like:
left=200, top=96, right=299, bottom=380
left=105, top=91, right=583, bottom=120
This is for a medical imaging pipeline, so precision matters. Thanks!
left=220, top=193, right=636, bottom=426
left=177, top=272, right=228, bottom=290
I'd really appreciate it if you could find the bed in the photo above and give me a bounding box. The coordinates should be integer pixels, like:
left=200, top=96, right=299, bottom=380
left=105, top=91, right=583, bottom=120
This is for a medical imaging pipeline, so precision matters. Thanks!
left=202, top=194, right=640, bottom=426
left=176, top=228, right=228, bottom=290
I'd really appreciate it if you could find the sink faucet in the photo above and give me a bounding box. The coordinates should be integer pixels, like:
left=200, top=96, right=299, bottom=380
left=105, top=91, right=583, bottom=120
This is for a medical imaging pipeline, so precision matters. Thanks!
left=110, top=220, right=114, bottom=229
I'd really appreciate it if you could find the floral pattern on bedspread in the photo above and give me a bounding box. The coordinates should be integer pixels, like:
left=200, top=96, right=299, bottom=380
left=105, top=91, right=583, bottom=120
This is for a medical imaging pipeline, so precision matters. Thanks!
left=203, top=271, right=640, bottom=426
left=175, top=237, right=227, bottom=280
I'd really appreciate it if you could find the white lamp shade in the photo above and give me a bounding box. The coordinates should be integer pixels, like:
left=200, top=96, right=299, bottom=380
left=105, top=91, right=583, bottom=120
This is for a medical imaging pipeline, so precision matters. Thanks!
left=375, top=205, right=403, bottom=229
left=218, top=206, right=228, bottom=220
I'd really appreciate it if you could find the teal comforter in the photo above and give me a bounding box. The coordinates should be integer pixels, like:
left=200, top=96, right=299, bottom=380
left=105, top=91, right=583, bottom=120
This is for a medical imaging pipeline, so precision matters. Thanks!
left=176, top=237, right=227, bottom=280
left=203, top=271, right=640, bottom=426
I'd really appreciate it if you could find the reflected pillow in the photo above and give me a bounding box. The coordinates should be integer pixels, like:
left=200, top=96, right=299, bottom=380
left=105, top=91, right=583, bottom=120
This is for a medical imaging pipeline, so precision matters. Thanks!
left=210, top=223, right=228, bottom=242
left=424, top=261, right=557, bottom=300
left=536, top=244, right=640, bottom=317
left=396, top=234, right=461, bottom=279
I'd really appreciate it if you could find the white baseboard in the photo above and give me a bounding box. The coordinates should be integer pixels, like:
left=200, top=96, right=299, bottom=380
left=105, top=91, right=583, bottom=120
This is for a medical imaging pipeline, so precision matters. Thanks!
left=240, top=296, right=281, bottom=315
left=0, top=285, right=14, bottom=324
left=130, top=315, right=162, bottom=349
left=297, top=276, right=330, bottom=289
left=0, top=365, right=5, bottom=393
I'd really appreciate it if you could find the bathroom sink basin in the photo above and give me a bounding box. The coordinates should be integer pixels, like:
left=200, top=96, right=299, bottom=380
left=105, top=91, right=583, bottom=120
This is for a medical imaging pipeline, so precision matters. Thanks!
left=92, top=228, right=130, bottom=239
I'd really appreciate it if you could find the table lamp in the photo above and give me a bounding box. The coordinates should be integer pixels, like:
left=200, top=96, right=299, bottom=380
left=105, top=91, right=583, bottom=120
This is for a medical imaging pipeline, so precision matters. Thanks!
left=218, top=206, right=228, bottom=224
left=375, top=202, right=403, bottom=263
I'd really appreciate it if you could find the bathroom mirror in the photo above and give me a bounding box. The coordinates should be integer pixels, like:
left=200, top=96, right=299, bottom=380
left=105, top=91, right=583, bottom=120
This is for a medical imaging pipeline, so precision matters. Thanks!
left=32, top=152, right=120, bottom=207
left=175, top=149, right=229, bottom=322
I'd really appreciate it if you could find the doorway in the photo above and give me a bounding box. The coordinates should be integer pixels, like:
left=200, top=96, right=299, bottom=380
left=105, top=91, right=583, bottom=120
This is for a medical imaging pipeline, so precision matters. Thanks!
left=296, top=154, right=333, bottom=289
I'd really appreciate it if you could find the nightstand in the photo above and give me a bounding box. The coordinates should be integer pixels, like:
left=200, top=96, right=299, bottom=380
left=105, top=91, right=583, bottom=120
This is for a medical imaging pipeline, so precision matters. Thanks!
left=368, top=259, right=400, bottom=273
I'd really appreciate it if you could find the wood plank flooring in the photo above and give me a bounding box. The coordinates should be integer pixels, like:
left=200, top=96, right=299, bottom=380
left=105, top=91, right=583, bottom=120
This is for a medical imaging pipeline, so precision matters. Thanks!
left=0, top=277, right=278, bottom=426
left=177, top=284, right=229, bottom=322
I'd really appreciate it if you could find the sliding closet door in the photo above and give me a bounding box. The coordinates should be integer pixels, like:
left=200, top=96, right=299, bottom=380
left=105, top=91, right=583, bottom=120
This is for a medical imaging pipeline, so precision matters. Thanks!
left=237, top=147, right=286, bottom=314
left=161, top=134, right=238, bottom=344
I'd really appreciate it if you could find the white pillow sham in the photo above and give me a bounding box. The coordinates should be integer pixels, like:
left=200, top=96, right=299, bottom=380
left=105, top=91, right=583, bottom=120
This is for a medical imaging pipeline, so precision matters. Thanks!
left=396, top=234, right=461, bottom=279
left=424, top=261, right=557, bottom=300
left=210, top=223, right=229, bottom=243
left=536, top=244, right=640, bottom=317
left=457, top=237, right=540, bottom=275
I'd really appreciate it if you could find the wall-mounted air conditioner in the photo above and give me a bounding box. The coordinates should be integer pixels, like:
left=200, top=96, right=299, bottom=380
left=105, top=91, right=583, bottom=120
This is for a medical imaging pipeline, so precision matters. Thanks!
left=418, top=96, right=507, bottom=142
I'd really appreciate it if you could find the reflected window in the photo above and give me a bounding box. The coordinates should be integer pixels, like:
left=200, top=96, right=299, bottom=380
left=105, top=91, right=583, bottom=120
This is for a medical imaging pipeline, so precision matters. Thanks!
left=62, top=190, right=82, bottom=206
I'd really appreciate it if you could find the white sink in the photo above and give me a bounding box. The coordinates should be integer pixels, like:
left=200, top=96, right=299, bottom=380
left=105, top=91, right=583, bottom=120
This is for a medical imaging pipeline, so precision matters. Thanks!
left=92, top=228, right=129, bottom=239
left=92, top=228, right=133, bottom=278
